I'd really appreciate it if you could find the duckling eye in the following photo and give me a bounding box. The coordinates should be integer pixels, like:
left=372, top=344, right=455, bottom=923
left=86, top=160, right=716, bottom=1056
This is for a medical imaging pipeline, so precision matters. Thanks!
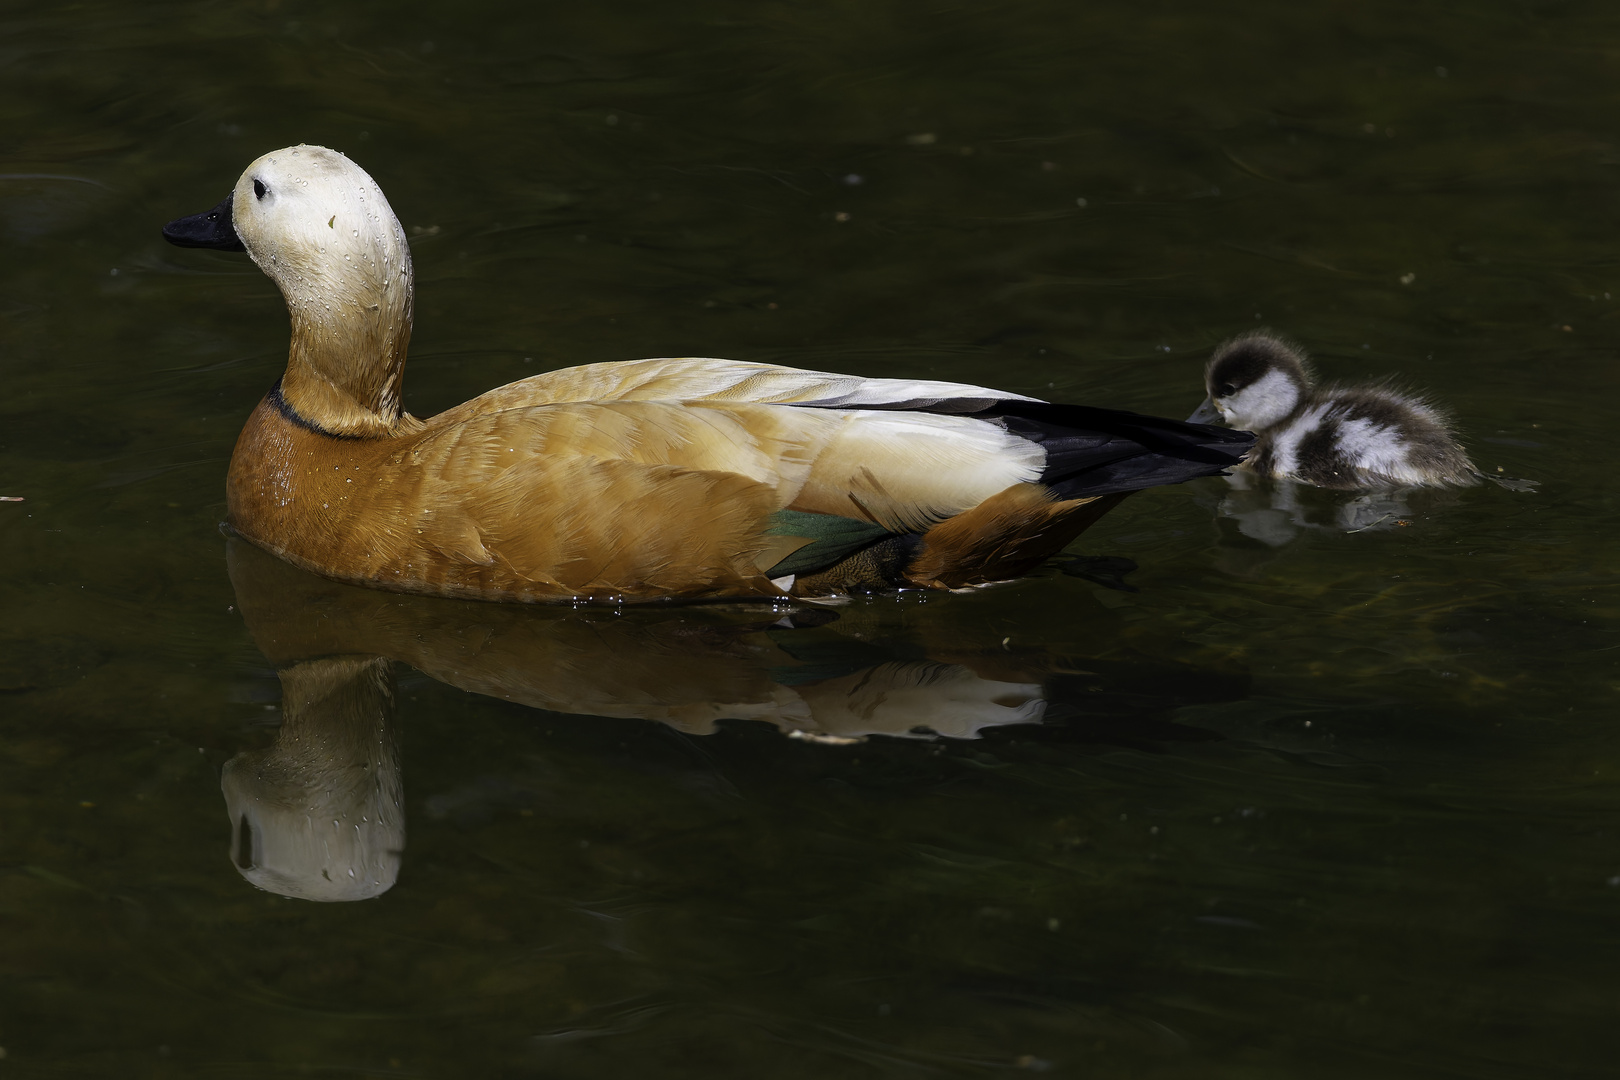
left=253, top=179, right=267, bottom=200
left=1215, top=382, right=1236, bottom=397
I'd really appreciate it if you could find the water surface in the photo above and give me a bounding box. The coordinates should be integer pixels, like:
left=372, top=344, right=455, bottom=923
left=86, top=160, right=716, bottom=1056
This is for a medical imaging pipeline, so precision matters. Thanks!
left=2, top=1, right=1618, bottom=1076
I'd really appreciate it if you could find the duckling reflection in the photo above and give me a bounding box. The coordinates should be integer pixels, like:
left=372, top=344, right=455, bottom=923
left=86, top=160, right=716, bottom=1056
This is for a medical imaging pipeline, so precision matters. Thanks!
left=223, top=656, right=403, bottom=902
left=1204, top=469, right=1446, bottom=547
left=224, top=536, right=1233, bottom=899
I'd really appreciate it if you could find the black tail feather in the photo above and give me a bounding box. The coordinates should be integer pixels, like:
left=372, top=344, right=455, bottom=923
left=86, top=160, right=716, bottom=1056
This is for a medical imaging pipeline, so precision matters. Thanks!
left=971, top=400, right=1254, bottom=499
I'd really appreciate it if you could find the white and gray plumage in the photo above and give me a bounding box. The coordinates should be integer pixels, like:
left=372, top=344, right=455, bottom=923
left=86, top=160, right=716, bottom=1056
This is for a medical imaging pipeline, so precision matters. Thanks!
left=1189, top=333, right=1478, bottom=490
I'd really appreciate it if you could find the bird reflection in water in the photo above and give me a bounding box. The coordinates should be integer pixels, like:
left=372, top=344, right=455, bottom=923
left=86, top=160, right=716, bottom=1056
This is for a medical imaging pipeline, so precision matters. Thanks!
left=224, top=655, right=402, bottom=902
left=223, top=537, right=1238, bottom=901
left=1207, top=470, right=1432, bottom=547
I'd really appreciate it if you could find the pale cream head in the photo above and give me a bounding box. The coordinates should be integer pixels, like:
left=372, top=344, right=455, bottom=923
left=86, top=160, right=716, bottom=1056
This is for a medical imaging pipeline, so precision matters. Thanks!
left=232, top=145, right=415, bottom=433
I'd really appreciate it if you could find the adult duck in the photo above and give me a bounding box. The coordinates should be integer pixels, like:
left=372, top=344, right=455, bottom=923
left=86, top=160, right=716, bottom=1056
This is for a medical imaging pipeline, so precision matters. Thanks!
left=163, top=145, right=1251, bottom=602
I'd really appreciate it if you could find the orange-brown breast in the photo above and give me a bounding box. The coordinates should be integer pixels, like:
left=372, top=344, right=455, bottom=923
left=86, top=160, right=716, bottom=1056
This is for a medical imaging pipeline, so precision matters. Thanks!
left=225, top=395, right=788, bottom=602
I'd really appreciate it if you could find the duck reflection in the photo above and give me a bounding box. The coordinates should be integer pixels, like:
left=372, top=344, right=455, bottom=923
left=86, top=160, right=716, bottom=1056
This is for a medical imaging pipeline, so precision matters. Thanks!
left=224, top=656, right=403, bottom=901
left=224, top=537, right=1234, bottom=900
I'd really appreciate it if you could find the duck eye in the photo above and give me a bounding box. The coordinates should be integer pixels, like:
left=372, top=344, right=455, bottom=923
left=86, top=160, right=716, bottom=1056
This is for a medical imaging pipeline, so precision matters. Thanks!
left=1216, top=382, right=1236, bottom=396
left=253, top=179, right=267, bottom=200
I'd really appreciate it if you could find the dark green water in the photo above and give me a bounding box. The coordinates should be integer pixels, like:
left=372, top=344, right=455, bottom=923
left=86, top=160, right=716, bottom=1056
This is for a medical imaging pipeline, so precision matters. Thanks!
left=3, top=0, right=1619, bottom=1075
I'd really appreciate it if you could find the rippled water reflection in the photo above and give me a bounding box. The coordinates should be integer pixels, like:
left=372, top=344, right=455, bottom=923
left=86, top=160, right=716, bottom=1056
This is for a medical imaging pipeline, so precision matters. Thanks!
left=3, top=0, right=1618, bottom=1076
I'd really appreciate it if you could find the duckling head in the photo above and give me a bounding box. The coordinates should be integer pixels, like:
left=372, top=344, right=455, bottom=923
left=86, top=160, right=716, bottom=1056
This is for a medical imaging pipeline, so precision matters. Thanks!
left=166, top=145, right=414, bottom=435
left=1195, top=333, right=1311, bottom=432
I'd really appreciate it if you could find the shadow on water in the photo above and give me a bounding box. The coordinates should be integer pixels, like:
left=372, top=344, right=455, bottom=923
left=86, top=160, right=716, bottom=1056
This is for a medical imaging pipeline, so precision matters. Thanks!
left=223, top=537, right=1243, bottom=902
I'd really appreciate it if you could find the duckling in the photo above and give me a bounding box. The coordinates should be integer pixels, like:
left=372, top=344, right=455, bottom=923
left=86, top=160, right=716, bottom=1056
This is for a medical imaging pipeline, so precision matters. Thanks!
left=163, top=145, right=1252, bottom=603
left=1189, top=332, right=1478, bottom=490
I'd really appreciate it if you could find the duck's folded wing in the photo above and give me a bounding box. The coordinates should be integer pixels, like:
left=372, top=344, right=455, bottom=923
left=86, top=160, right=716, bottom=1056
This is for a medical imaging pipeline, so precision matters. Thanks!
left=411, top=397, right=1045, bottom=530
left=441, top=357, right=1043, bottom=421
left=441, top=358, right=1249, bottom=507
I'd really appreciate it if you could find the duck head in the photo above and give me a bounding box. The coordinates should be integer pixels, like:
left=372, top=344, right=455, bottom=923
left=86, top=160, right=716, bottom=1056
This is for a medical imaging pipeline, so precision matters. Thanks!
left=164, top=145, right=414, bottom=436
left=1190, top=332, right=1310, bottom=432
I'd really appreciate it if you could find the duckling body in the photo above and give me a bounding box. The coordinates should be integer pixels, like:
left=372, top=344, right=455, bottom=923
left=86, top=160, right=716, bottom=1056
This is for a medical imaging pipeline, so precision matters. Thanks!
left=166, top=145, right=1251, bottom=602
left=1191, top=333, right=1478, bottom=490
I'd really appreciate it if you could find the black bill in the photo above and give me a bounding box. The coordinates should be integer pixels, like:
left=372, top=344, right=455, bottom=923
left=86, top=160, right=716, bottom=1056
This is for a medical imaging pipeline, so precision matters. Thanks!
left=162, top=194, right=246, bottom=251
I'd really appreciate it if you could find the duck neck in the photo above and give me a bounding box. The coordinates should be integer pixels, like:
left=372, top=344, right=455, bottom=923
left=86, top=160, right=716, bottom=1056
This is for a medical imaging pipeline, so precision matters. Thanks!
left=274, top=254, right=415, bottom=438
left=274, top=656, right=399, bottom=772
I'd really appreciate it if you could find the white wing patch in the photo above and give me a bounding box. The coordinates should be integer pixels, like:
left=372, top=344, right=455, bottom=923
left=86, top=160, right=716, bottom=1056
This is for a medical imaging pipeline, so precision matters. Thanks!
left=794, top=410, right=1045, bottom=530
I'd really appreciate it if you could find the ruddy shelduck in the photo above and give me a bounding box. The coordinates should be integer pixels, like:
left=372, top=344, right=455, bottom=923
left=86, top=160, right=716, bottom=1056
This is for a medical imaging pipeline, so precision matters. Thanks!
left=164, top=145, right=1251, bottom=602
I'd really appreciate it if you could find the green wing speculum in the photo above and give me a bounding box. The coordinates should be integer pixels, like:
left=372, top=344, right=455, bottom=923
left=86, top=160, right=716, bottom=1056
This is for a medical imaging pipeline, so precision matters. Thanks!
left=764, top=510, right=901, bottom=578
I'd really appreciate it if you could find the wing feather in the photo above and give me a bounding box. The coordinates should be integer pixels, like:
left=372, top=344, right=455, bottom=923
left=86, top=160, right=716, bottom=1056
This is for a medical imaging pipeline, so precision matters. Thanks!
left=414, top=397, right=1047, bottom=534
left=433, top=357, right=1042, bottom=423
